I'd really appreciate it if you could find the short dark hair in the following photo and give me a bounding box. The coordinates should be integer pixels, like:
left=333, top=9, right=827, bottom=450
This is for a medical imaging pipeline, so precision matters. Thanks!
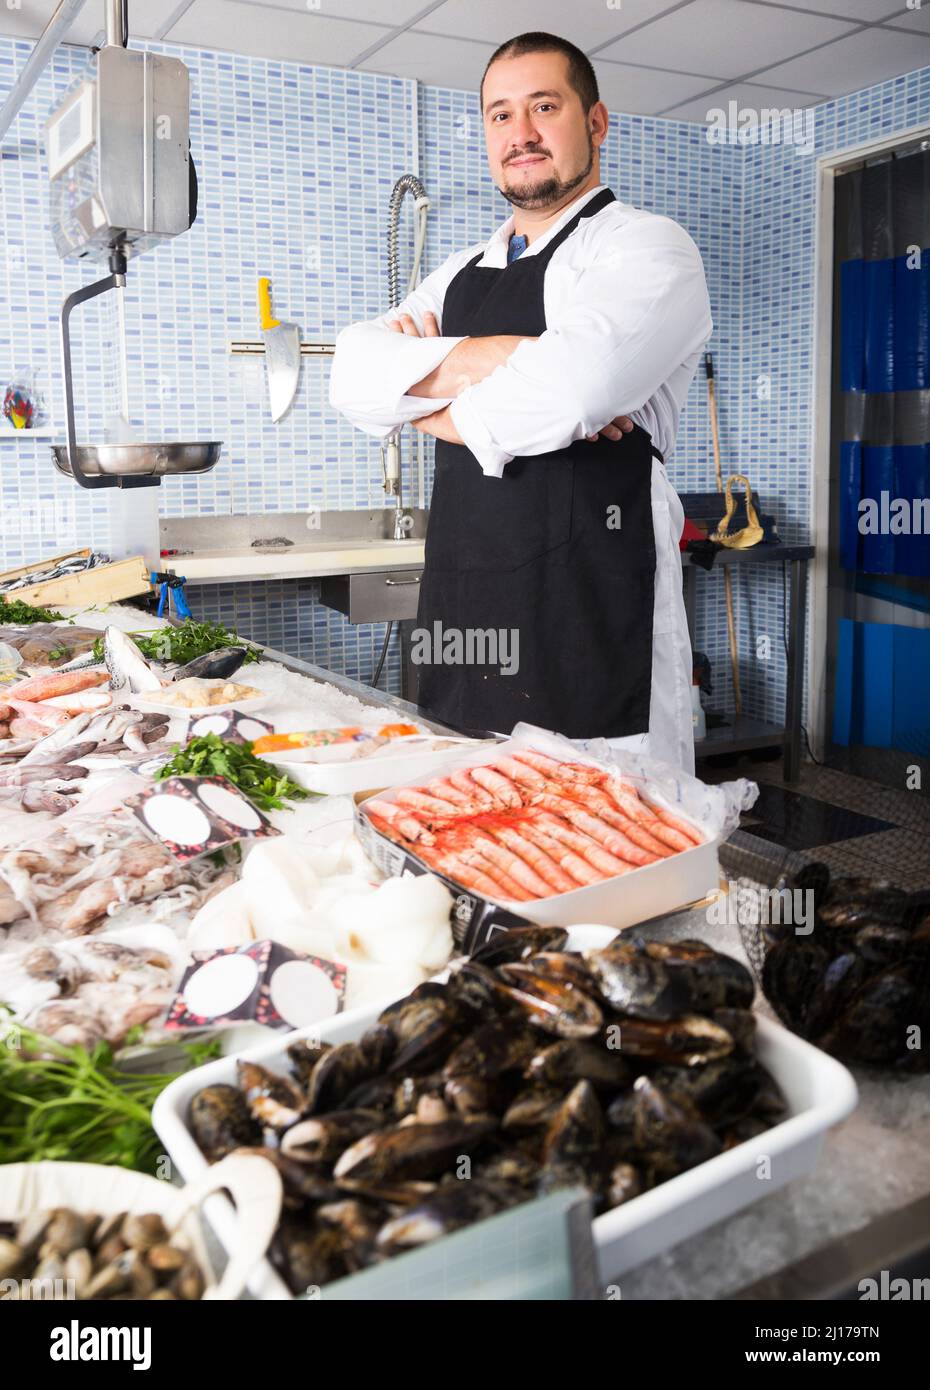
left=480, top=32, right=600, bottom=114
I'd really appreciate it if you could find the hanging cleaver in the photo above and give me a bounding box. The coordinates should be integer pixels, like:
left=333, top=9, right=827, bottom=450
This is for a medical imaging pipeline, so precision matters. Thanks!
left=258, top=277, right=301, bottom=421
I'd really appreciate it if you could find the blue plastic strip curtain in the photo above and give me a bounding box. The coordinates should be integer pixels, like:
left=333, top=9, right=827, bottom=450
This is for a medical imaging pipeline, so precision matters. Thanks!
left=831, top=151, right=930, bottom=756
left=833, top=618, right=930, bottom=752
left=839, top=251, right=930, bottom=577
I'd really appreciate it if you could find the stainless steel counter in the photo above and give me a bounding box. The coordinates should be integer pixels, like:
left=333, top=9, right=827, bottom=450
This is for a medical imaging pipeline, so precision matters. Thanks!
left=159, top=508, right=426, bottom=585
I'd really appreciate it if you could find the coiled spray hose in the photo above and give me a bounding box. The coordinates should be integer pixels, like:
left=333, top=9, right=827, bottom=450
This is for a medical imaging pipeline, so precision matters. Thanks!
left=371, top=175, right=430, bottom=689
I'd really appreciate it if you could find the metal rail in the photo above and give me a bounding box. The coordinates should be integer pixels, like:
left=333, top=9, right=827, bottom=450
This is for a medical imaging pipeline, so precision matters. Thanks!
left=0, top=0, right=89, bottom=143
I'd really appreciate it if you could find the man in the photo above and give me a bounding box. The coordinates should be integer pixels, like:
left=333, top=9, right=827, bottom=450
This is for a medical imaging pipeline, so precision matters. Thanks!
left=330, top=31, right=712, bottom=774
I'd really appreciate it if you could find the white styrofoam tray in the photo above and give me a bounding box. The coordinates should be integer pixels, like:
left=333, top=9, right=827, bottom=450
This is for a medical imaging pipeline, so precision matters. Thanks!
left=356, top=730, right=721, bottom=932
left=259, top=739, right=491, bottom=797
left=152, top=926, right=858, bottom=1298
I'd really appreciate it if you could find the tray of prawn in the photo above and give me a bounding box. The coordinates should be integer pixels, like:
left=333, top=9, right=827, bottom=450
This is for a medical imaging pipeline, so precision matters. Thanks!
left=354, top=729, right=721, bottom=949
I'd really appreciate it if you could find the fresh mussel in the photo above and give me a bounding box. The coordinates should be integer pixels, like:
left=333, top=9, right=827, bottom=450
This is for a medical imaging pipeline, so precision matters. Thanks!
left=496, top=962, right=603, bottom=1038
left=375, top=1180, right=515, bottom=1254
left=236, top=1061, right=305, bottom=1132
left=644, top=939, right=755, bottom=1011
left=189, top=1084, right=261, bottom=1160
left=632, top=1077, right=722, bottom=1178
left=608, top=1013, right=734, bottom=1065
left=760, top=937, right=830, bottom=1037
left=469, top=926, right=568, bottom=969
left=526, top=1038, right=629, bottom=1091
left=333, top=1118, right=496, bottom=1185
left=583, top=939, right=688, bottom=1020
left=543, top=1080, right=605, bottom=1166
left=280, top=1110, right=384, bottom=1165
left=442, top=1020, right=537, bottom=1082
left=304, top=1042, right=376, bottom=1114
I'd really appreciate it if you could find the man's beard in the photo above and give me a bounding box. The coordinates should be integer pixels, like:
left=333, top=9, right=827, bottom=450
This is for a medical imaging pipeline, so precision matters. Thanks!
left=498, top=133, right=594, bottom=210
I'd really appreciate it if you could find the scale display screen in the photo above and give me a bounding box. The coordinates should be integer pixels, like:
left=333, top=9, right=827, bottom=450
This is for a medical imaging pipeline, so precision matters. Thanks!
left=46, top=82, right=95, bottom=181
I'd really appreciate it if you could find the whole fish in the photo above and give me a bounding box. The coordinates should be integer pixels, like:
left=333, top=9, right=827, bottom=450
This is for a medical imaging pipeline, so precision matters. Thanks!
left=9, top=668, right=109, bottom=702
left=103, top=627, right=162, bottom=694
left=20, top=785, right=76, bottom=815
left=19, top=712, right=94, bottom=766
left=171, top=647, right=250, bottom=682
left=7, top=699, right=73, bottom=730
left=41, top=690, right=112, bottom=713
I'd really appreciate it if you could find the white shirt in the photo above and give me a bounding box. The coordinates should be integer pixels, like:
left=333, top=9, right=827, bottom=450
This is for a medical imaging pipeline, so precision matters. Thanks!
left=329, top=183, right=713, bottom=476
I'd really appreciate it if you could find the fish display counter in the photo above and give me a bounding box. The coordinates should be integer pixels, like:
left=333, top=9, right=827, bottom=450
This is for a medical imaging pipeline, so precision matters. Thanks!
left=0, top=595, right=923, bottom=1304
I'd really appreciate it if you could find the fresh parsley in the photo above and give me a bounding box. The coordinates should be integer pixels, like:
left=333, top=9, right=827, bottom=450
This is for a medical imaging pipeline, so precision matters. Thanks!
left=155, top=733, right=315, bottom=812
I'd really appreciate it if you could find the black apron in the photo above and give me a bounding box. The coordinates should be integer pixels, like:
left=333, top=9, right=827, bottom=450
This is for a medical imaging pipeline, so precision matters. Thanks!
left=416, top=186, right=661, bottom=740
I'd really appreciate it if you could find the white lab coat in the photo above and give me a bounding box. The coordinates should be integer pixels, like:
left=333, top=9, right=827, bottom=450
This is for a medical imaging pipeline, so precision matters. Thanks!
left=330, top=184, right=713, bottom=774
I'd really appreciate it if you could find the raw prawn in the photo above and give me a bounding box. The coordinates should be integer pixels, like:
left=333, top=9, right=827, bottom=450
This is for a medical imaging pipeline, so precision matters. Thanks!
left=531, top=810, right=633, bottom=877
left=600, top=777, right=698, bottom=852
left=393, top=786, right=463, bottom=819
left=447, top=768, right=497, bottom=809
left=468, top=765, right=523, bottom=808
left=516, top=819, right=606, bottom=887
left=487, top=755, right=547, bottom=794
left=533, top=792, right=660, bottom=867
left=512, top=750, right=603, bottom=785
left=550, top=780, right=673, bottom=858
left=413, top=839, right=530, bottom=902
left=483, top=822, right=578, bottom=894
left=445, top=827, right=552, bottom=898
left=364, top=799, right=435, bottom=846
left=422, top=777, right=482, bottom=810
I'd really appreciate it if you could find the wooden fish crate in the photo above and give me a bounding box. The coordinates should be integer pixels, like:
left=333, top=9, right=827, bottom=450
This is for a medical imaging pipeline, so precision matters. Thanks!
left=0, top=549, right=152, bottom=608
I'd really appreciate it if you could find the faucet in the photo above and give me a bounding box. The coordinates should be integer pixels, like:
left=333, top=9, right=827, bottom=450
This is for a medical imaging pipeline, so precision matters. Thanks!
left=384, top=173, right=430, bottom=536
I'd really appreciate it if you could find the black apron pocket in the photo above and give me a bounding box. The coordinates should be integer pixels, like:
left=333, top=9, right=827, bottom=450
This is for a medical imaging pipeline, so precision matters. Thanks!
left=429, top=443, right=574, bottom=573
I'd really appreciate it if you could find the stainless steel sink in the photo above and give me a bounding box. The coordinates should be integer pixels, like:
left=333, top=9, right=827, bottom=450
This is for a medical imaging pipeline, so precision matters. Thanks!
left=159, top=508, right=428, bottom=555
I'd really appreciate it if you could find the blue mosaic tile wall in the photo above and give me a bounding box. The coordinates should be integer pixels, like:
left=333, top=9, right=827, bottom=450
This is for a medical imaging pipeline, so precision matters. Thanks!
left=2, top=30, right=928, bottom=726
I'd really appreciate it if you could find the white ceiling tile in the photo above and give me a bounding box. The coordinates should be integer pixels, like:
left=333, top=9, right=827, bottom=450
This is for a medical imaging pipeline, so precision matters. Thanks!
left=749, top=0, right=912, bottom=19
left=233, top=0, right=428, bottom=22
left=0, top=0, right=181, bottom=43
left=599, top=0, right=857, bottom=78
left=757, top=25, right=930, bottom=94
left=419, top=0, right=683, bottom=48
left=879, top=2, right=930, bottom=31
left=660, top=78, right=827, bottom=121
left=164, top=0, right=389, bottom=64
left=357, top=29, right=495, bottom=89
left=592, top=60, right=720, bottom=115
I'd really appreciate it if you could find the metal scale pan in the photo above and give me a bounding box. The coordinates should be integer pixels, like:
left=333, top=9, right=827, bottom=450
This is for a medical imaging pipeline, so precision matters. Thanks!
left=52, top=440, right=222, bottom=482
left=54, top=255, right=222, bottom=490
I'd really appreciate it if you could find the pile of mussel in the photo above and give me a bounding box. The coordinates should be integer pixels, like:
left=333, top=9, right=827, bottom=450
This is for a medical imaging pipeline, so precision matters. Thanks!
left=758, top=863, right=930, bottom=1068
left=188, top=928, right=785, bottom=1295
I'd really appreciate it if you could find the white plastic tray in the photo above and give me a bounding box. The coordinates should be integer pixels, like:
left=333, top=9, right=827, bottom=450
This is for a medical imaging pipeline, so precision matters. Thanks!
left=357, top=730, right=722, bottom=930
left=132, top=692, right=271, bottom=717
left=259, top=739, right=489, bottom=796
left=153, top=932, right=858, bottom=1298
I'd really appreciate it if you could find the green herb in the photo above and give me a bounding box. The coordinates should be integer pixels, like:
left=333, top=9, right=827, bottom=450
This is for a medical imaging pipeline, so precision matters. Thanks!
left=0, top=594, right=64, bottom=624
left=155, top=732, right=316, bottom=812
left=0, top=1016, right=221, bottom=1173
left=90, top=618, right=262, bottom=667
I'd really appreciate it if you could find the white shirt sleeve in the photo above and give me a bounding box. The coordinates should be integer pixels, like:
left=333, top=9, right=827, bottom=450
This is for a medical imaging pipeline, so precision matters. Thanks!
left=449, top=217, right=714, bottom=476
left=329, top=250, right=475, bottom=437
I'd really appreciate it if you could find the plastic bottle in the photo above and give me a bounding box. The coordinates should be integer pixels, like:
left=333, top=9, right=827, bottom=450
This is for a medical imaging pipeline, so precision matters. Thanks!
left=691, top=681, right=706, bottom=740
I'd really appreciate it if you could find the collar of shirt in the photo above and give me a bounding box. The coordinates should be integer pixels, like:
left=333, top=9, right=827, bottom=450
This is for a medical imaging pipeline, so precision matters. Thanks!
left=479, top=183, right=608, bottom=269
